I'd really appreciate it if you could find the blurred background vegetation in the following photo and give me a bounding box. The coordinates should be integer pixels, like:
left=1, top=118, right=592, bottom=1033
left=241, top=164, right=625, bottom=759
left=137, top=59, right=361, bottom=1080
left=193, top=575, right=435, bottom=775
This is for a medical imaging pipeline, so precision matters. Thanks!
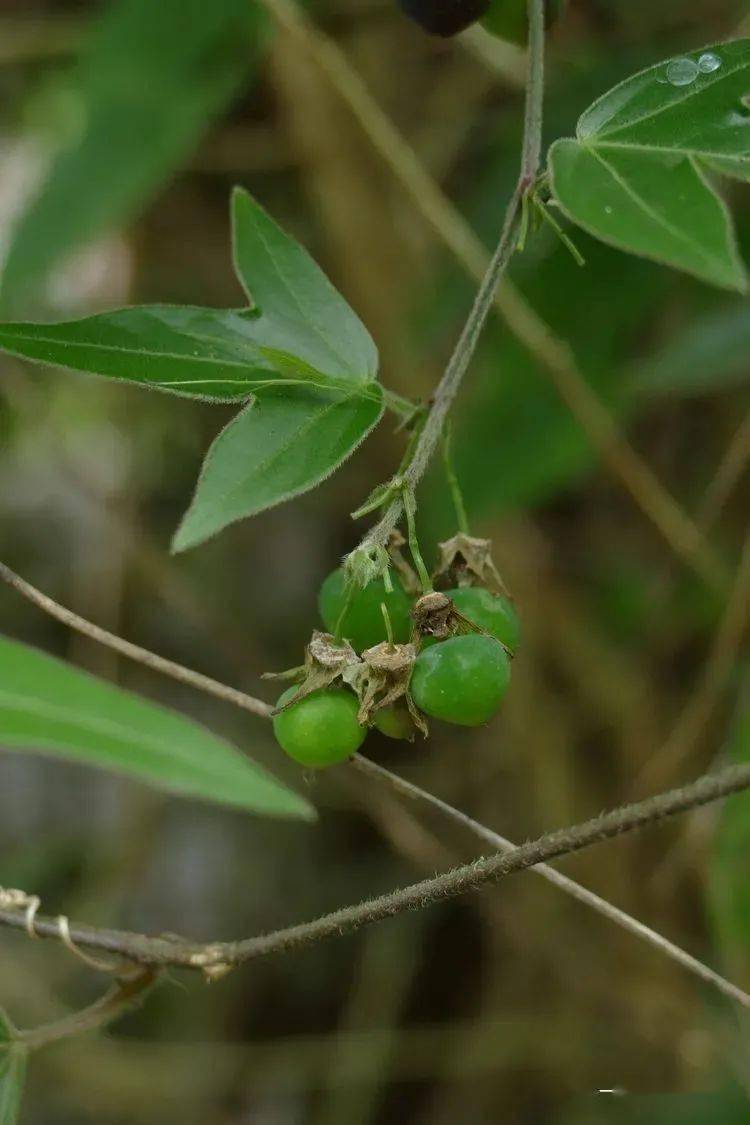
left=0, top=0, right=749, bottom=1121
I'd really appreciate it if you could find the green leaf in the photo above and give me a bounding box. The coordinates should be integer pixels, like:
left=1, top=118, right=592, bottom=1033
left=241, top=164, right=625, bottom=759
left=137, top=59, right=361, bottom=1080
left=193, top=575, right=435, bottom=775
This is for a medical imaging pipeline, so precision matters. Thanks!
left=173, top=383, right=384, bottom=552
left=0, top=307, right=288, bottom=402
left=577, top=41, right=750, bottom=155
left=0, top=1047, right=26, bottom=1125
left=1, top=0, right=263, bottom=304
left=548, top=40, right=750, bottom=290
left=231, top=188, right=379, bottom=383
left=549, top=141, right=746, bottom=291
left=0, top=635, right=314, bottom=820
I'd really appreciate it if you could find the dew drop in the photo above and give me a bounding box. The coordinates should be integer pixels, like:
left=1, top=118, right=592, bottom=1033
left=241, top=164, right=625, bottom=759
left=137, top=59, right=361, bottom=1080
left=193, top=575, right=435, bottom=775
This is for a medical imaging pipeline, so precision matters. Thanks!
left=665, top=57, right=699, bottom=87
left=604, top=206, right=613, bottom=215
left=698, top=52, right=722, bottom=74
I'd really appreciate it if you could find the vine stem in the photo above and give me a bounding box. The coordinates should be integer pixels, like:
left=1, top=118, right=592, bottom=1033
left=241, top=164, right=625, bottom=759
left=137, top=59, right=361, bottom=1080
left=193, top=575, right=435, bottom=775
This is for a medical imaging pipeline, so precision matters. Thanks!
left=350, top=755, right=750, bottom=1009
left=0, top=562, right=273, bottom=719
left=355, top=0, right=545, bottom=562
left=2, top=762, right=750, bottom=970
left=262, top=0, right=724, bottom=590
left=3, top=559, right=749, bottom=1003
left=17, top=969, right=158, bottom=1051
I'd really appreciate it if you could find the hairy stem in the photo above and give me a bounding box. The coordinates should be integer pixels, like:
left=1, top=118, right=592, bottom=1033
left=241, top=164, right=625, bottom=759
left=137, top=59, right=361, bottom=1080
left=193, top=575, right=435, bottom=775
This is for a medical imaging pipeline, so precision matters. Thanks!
left=4, top=557, right=748, bottom=1004
left=17, top=969, right=158, bottom=1050
left=2, top=762, right=750, bottom=970
left=351, top=754, right=750, bottom=1009
left=354, top=0, right=546, bottom=561
left=0, top=562, right=272, bottom=719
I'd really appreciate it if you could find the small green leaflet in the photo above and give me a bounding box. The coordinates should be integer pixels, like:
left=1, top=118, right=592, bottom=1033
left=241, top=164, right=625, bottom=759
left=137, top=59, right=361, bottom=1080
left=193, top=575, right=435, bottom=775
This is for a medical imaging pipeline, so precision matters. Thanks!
left=231, top=188, right=378, bottom=384
left=0, top=1047, right=26, bottom=1125
left=0, top=635, right=314, bottom=820
left=548, top=40, right=750, bottom=290
left=174, top=383, right=384, bottom=551
left=0, top=188, right=385, bottom=546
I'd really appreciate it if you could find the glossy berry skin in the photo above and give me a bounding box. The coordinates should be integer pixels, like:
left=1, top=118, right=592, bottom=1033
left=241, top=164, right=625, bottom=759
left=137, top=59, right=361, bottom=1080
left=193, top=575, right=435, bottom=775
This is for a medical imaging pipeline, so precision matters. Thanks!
left=397, top=0, right=490, bottom=37
left=373, top=705, right=415, bottom=741
left=273, top=687, right=366, bottom=768
left=411, top=634, right=510, bottom=726
left=318, top=568, right=413, bottom=653
left=446, top=586, right=520, bottom=652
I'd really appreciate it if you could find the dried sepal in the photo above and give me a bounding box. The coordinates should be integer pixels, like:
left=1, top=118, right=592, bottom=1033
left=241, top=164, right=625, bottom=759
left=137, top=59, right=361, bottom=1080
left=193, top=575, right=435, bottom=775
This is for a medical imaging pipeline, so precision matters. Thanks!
left=432, top=533, right=510, bottom=596
left=411, top=591, right=454, bottom=640
left=346, top=640, right=426, bottom=736
left=270, top=631, right=360, bottom=715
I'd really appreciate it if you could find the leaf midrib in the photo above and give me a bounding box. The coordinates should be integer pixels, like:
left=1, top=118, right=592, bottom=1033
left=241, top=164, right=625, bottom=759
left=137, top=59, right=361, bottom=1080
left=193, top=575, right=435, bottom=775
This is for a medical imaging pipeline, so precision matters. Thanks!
left=587, top=147, right=727, bottom=272
left=203, top=390, right=362, bottom=521
left=245, top=209, right=355, bottom=377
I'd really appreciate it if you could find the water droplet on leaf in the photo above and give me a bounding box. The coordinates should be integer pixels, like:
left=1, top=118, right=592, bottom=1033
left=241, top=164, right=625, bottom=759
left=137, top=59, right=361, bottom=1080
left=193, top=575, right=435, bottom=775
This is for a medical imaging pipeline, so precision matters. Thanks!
left=665, top=58, right=699, bottom=87
left=698, top=52, right=722, bottom=74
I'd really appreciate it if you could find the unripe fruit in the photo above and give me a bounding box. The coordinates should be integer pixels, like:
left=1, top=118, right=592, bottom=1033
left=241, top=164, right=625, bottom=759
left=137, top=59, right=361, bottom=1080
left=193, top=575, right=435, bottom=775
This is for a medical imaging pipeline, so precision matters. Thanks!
left=318, top=568, right=412, bottom=653
left=446, top=586, right=520, bottom=652
left=273, top=686, right=366, bottom=767
left=410, top=634, right=510, bottom=726
left=373, top=705, right=415, bottom=741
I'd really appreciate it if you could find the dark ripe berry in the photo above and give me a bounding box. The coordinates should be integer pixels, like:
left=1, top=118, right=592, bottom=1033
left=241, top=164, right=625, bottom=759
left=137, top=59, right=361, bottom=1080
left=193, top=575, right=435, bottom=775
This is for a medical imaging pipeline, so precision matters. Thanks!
left=397, top=0, right=490, bottom=37
left=318, top=568, right=412, bottom=653
left=410, top=634, right=510, bottom=726
left=446, top=586, right=520, bottom=652
left=481, top=0, right=564, bottom=44
left=273, top=687, right=366, bottom=768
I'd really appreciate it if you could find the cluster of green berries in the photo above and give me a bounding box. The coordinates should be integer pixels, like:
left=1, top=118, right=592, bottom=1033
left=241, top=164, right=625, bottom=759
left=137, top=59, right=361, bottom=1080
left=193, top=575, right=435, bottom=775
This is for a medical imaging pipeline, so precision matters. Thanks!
left=273, top=568, right=520, bottom=769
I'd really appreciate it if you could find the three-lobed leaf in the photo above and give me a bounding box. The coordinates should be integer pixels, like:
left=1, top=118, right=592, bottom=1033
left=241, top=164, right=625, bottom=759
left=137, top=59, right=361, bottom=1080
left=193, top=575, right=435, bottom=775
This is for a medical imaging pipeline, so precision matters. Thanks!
left=0, top=188, right=385, bottom=546
left=0, top=635, right=314, bottom=820
left=173, top=383, right=384, bottom=551
left=549, top=40, right=750, bottom=290
left=231, top=188, right=378, bottom=383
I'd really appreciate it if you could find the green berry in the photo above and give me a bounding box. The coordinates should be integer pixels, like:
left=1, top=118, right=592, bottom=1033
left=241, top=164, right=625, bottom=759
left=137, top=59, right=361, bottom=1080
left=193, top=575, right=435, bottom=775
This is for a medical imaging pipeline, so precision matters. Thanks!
left=273, top=686, right=366, bottom=768
left=318, top=567, right=412, bottom=652
left=373, top=705, right=415, bottom=741
left=410, top=634, right=510, bottom=726
left=446, top=586, right=520, bottom=652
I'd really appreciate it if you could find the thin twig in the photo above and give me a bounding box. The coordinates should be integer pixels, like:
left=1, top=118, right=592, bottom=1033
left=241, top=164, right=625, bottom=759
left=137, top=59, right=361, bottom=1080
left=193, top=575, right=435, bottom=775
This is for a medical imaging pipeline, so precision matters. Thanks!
left=17, top=969, right=158, bottom=1051
left=261, top=0, right=724, bottom=590
left=4, top=557, right=748, bottom=1003
left=354, top=0, right=546, bottom=560
left=350, top=754, right=750, bottom=1009
left=0, top=562, right=272, bottom=719
left=2, top=762, right=750, bottom=969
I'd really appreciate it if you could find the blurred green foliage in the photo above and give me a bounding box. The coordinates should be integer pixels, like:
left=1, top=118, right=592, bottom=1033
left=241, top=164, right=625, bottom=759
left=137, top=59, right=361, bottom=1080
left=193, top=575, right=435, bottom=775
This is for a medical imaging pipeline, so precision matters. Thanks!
left=0, top=0, right=749, bottom=1122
